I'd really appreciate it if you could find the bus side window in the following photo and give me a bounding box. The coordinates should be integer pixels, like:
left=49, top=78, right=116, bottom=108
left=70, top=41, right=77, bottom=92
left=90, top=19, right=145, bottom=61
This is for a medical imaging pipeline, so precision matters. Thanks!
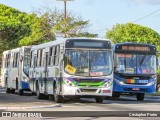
left=41, top=49, right=45, bottom=67
left=37, top=50, right=41, bottom=67
left=49, top=47, right=55, bottom=66
left=13, top=53, right=18, bottom=68
left=49, top=47, right=52, bottom=66
left=54, top=45, right=60, bottom=66
left=17, top=52, right=19, bottom=67
left=30, top=51, right=32, bottom=67
left=36, top=50, right=39, bottom=67
left=5, top=54, right=7, bottom=68
left=39, top=49, right=42, bottom=67
left=8, top=54, right=10, bottom=68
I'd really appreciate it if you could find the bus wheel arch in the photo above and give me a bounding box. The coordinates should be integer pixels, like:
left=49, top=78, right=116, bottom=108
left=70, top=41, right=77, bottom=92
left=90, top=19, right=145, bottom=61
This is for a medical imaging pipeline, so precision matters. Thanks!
left=53, top=80, right=63, bottom=103
left=36, top=79, right=45, bottom=99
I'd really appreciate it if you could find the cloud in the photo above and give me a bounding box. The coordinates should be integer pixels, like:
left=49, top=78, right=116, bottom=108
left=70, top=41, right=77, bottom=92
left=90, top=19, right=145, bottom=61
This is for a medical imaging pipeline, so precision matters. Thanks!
left=129, top=0, right=160, bottom=5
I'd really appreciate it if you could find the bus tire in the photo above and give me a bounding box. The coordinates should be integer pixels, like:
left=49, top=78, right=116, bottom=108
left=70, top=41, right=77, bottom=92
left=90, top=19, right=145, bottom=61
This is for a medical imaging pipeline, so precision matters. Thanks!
left=136, top=93, right=145, bottom=101
left=10, top=89, right=15, bottom=94
left=18, top=89, right=23, bottom=95
left=6, top=88, right=10, bottom=93
left=36, top=83, right=45, bottom=99
left=112, top=92, right=120, bottom=98
left=5, top=78, right=10, bottom=93
left=54, top=83, right=63, bottom=103
left=95, top=96, right=104, bottom=103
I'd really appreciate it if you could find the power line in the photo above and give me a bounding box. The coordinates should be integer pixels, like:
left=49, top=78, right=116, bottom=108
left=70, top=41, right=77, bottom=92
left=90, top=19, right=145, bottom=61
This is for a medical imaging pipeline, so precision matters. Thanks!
left=133, top=8, right=160, bottom=23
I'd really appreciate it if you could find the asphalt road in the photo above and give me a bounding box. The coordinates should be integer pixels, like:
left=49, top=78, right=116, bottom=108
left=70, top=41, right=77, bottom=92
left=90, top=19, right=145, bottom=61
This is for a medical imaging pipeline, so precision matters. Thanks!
left=0, top=86, right=160, bottom=120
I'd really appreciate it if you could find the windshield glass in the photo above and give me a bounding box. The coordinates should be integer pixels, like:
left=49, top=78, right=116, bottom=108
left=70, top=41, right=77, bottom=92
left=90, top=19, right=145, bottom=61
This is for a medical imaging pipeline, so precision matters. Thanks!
left=115, top=53, right=156, bottom=75
left=64, top=50, right=112, bottom=76
left=23, top=48, right=30, bottom=76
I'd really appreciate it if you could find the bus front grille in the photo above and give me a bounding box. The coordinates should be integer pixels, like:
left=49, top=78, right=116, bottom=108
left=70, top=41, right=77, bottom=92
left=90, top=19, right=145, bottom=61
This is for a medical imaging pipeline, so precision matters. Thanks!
left=80, top=89, right=97, bottom=93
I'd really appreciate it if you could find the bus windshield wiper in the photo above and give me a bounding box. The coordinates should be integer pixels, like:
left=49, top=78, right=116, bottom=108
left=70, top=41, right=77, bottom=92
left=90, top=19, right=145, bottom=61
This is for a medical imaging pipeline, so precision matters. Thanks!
left=140, top=54, right=146, bottom=66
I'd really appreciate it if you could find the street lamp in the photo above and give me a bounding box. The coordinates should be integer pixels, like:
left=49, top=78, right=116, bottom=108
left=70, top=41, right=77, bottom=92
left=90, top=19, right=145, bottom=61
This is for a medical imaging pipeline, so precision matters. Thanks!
left=57, top=0, right=74, bottom=37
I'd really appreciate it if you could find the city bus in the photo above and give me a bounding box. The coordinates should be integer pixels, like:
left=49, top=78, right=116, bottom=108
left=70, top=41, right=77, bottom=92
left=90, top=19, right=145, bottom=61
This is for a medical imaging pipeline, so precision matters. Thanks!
left=29, top=38, right=113, bottom=103
left=1, top=46, right=31, bottom=95
left=1, top=50, right=11, bottom=88
left=113, top=43, right=157, bottom=101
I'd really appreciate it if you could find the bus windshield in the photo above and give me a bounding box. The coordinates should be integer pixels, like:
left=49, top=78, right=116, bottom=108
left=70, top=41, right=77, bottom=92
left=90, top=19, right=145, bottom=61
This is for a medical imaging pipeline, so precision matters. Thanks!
left=23, top=48, right=30, bottom=76
left=64, top=50, right=112, bottom=77
left=115, top=53, right=156, bottom=75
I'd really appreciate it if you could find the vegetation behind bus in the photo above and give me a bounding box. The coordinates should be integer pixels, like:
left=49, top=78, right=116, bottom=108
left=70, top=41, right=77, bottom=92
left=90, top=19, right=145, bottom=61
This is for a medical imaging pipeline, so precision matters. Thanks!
left=0, top=4, right=97, bottom=70
left=105, top=23, right=160, bottom=51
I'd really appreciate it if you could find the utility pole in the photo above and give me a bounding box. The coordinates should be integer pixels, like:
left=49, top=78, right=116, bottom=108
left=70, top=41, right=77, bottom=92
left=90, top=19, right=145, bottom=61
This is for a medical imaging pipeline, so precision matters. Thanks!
left=57, top=0, right=74, bottom=37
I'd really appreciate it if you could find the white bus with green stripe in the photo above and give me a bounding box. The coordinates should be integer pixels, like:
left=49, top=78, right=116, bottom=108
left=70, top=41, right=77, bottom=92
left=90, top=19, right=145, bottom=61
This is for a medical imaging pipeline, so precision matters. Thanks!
left=29, top=38, right=113, bottom=103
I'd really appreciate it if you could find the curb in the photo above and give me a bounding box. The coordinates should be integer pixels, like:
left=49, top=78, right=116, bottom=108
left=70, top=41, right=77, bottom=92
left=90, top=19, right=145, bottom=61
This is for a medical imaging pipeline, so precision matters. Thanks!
left=0, top=104, right=61, bottom=110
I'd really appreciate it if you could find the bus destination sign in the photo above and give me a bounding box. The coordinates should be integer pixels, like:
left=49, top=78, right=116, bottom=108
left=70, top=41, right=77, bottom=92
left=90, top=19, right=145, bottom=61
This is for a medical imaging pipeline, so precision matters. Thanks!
left=122, top=46, right=150, bottom=52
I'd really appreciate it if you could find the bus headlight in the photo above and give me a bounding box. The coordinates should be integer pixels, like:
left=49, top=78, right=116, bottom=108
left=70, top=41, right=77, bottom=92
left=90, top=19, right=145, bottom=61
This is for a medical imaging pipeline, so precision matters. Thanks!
left=114, top=78, right=124, bottom=85
left=23, top=77, right=28, bottom=82
left=102, top=80, right=112, bottom=88
left=64, top=79, right=75, bottom=87
left=147, top=81, right=156, bottom=86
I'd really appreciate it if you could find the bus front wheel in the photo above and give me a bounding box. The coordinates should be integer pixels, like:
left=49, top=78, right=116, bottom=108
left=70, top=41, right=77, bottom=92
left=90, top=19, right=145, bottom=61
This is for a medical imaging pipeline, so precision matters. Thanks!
left=54, top=83, right=63, bottom=103
left=36, top=83, right=45, bottom=99
left=95, top=96, right=104, bottom=103
left=136, top=93, right=145, bottom=101
left=5, top=78, right=10, bottom=93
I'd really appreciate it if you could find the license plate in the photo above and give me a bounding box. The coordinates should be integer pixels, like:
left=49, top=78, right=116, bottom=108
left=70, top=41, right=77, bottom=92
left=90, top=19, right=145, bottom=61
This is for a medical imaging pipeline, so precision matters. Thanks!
left=132, top=88, right=140, bottom=91
left=103, top=90, right=111, bottom=93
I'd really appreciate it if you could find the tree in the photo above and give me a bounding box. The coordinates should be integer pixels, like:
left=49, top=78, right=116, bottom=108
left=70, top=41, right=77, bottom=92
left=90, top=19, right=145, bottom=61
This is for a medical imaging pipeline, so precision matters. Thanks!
left=106, top=23, right=160, bottom=50
left=0, top=4, right=98, bottom=47
left=33, top=7, right=98, bottom=38
left=18, top=14, right=55, bottom=45
left=0, top=4, right=31, bottom=49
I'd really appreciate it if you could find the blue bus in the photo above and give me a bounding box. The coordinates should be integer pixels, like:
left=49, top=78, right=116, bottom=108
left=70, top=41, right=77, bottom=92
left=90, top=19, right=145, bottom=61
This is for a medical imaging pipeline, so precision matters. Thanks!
left=113, top=43, right=157, bottom=101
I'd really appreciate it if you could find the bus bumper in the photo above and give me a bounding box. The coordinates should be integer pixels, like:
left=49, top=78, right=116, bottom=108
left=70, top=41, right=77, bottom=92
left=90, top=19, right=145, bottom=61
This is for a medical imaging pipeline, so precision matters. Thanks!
left=62, top=84, right=113, bottom=96
left=21, top=81, right=30, bottom=90
left=113, top=81, right=156, bottom=93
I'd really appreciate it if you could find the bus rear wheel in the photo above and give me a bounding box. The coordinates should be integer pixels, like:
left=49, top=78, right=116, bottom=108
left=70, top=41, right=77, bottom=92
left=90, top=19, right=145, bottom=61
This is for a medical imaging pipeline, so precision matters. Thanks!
left=54, top=83, right=63, bottom=103
left=10, top=89, right=15, bottom=94
left=95, top=96, right=104, bottom=103
left=18, top=89, right=23, bottom=95
left=6, top=88, right=10, bottom=93
left=136, top=93, right=145, bottom=101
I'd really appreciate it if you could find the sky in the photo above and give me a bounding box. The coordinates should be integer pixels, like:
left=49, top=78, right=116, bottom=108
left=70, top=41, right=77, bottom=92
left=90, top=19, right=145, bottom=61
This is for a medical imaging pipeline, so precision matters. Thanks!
left=1, top=0, right=160, bottom=38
